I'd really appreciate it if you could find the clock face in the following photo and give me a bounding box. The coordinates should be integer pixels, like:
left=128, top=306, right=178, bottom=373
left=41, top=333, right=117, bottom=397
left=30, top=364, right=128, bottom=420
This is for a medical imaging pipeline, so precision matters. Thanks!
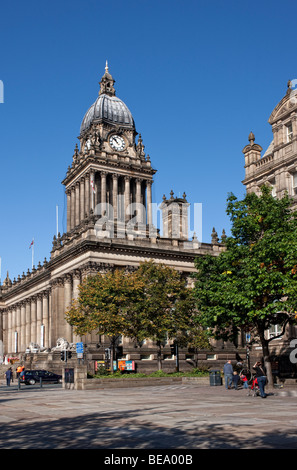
left=109, top=134, right=125, bottom=151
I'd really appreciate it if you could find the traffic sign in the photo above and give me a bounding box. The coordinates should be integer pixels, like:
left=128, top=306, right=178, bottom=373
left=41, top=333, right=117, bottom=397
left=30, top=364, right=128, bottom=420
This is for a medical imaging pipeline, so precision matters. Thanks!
left=76, top=342, right=84, bottom=353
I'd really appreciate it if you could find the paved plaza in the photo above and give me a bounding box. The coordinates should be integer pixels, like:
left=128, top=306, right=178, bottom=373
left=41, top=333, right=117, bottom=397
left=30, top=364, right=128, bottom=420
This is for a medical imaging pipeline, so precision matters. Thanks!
left=0, top=381, right=297, bottom=451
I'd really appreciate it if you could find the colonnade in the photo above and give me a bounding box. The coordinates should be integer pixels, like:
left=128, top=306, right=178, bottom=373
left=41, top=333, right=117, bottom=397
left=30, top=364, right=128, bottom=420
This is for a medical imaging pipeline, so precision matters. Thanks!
left=3, top=290, right=50, bottom=355
left=1, top=263, right=112, bottom=355
left=66, top=170, right=153, bottom=232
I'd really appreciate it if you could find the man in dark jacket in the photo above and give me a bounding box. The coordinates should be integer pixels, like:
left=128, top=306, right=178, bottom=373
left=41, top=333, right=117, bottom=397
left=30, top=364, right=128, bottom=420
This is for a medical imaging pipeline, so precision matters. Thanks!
left=223, top=360, right=233, bottom=390
left=5, top=368, right=13, bottom=386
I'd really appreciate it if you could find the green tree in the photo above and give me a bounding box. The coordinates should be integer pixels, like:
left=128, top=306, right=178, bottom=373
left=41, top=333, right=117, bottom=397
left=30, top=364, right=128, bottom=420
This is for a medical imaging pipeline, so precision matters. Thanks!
left=65, top=268, right=144, bottom=372
left=126, top=261, right=196, bottom=370
left=175, top=324, right=211, bottom=369
left=194, top=186, right=297, bottom=387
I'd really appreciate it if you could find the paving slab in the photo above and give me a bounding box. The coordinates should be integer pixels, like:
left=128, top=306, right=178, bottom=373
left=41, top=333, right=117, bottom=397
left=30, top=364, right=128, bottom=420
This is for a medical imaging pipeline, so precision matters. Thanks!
left=0, top=382, right=297, bottom=450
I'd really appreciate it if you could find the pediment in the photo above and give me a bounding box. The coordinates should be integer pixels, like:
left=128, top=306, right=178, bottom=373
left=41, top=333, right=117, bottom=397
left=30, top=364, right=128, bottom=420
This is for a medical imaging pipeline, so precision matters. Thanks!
left=268, top=89, right=297, bottom=124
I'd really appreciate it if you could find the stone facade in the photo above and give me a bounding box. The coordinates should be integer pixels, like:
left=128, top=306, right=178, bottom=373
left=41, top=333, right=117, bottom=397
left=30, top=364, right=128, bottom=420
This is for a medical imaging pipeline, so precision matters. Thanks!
left=0, top=65, right=227, bottom=372
left=242, top=80, right=297, bottom=209
left=242, top=80, right=297, bottom=369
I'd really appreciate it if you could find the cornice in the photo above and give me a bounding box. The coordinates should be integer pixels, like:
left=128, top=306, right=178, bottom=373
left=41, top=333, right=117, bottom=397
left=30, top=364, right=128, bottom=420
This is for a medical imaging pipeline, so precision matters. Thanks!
left=62, top=154, right=156, bottom=187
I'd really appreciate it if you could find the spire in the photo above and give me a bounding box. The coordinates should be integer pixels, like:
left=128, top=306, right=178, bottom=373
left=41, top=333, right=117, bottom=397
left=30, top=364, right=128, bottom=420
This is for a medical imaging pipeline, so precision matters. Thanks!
left=99, top=61, right=116, bottom=96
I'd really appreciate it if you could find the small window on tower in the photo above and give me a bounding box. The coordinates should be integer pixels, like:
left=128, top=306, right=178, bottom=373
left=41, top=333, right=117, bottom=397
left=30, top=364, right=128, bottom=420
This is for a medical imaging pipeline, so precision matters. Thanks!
left=286, top=123, right=293, bottom=142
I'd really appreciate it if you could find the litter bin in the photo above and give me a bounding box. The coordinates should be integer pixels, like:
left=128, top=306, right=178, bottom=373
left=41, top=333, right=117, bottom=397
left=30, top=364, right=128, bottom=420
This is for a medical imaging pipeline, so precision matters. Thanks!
left=209, top=369, right=222, bottom=386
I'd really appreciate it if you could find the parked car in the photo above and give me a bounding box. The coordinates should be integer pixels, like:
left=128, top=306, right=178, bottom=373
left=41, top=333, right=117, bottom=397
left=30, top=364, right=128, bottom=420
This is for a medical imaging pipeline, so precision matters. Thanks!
left=20, top=370, right=62, bottom=385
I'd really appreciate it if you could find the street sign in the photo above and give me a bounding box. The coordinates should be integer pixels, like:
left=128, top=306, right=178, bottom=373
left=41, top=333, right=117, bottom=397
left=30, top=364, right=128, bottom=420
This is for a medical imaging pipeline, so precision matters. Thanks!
left=76, top=342, right=84, bottom=353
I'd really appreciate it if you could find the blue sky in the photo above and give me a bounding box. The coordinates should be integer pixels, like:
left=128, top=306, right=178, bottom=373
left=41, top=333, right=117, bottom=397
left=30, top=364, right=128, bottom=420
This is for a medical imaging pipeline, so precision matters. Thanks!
left=0, top=0, right=296, bottom=281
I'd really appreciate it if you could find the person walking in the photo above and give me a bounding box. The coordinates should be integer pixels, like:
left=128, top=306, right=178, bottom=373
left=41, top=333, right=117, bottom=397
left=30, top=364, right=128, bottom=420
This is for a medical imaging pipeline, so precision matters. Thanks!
left=5, top=368, right=13, bottom=386
left=223, top=360, right=233, bottom=390
left=16, top=365, right=22, bottom=378
left=253, top=361, right=267, bottom=398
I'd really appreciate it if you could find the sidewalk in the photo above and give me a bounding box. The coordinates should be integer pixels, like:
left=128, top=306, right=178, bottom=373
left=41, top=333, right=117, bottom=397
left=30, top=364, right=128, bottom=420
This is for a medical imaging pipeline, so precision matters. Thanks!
left=0, top=381, right=297, bottom=449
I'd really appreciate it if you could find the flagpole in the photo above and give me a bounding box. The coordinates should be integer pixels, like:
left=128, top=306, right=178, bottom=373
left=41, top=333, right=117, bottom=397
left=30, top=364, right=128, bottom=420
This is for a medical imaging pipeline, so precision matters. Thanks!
left=56, top=205, right=59, bottom=236
left=32, top=238, right=34, bottom=269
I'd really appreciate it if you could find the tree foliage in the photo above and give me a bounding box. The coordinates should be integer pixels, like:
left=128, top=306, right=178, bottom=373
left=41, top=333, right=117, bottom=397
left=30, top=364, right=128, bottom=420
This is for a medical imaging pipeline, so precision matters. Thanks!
left=65, top=260, right=196, bottom=370
left=194, top=186, right=297, bottom=385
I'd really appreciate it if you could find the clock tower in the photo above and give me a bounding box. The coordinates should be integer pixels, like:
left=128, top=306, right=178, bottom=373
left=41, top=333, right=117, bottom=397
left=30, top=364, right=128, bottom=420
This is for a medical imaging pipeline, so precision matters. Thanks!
left=62, top=63, right=156, bottom=239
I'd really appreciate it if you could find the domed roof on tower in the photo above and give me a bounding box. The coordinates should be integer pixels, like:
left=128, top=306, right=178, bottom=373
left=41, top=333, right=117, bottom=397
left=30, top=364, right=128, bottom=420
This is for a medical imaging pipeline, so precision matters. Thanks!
left=80, top=62, right=135, bottom=134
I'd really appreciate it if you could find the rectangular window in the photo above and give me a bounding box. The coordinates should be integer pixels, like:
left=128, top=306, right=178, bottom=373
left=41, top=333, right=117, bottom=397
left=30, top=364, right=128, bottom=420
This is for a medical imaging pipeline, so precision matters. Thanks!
left=206, top=354, right=217, bottom=360
left=287, top=123, right=293, bottom=142
left=268, top=324, right=282, bottom=339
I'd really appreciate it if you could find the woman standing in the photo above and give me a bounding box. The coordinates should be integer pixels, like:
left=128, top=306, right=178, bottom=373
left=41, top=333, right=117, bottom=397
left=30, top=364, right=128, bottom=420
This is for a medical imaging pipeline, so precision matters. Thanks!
left=253, top=361, right=267, bottom=398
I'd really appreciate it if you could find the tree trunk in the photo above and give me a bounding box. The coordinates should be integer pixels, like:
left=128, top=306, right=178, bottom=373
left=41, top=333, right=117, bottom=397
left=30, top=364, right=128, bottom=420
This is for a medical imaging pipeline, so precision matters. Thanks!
left=259, top=335, right=274, bottom=390
left=157, top=341, right=162, bottom=371
left=110, top=337, right=116, bottom=374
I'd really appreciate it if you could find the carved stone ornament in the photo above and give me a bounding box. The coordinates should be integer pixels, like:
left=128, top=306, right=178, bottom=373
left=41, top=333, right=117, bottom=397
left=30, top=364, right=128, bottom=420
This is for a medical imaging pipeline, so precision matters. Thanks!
left=51, top=337, right=76, bottom=351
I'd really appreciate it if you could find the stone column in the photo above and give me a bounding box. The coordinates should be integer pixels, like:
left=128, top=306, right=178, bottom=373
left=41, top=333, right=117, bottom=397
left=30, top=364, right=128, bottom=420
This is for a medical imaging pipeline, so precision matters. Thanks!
left=80, top=177, right=85, bottom=222
left=7, top=308, right=11, bottom=354
left=3, top=310, right=7, bottom=356
left=0, top=308, right=3, bottom=358
left=136, top=178, right=142, bottom=224
left=72, top=270, right=81, bottom=343
left=124, top=176, right=130, bottom=222
left=101, top=171, right=107, bottom=210
left=90, top=170, right=95, bottom=211
left=71, top=185, right=75, bottom=230
left=11, top=307, right=17, bottom=353
left=30, top=297, right=37, bottom=344
left=85, top=172, right=90, bottom=216
left=16, top=304, right=21, bottom=353
left=36, top=294, right=43, bottom=347
left=75, top=181, right=80, bottom=226
left=25, top=299, right=31, bottom=349
left=64, top=274, right=73, bottom=342
left=42, top=291, right=49, bottom=349
left=20, top=302, right=26, bottom=351
left=66, top=189, right=71, bottom=232
left=146, top=181, right=152, bottom=227
left=112, top=173, right=118, bottom=222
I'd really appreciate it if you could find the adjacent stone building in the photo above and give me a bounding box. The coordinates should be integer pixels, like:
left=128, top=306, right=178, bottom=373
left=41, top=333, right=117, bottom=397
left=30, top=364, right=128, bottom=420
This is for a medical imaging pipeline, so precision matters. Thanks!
left=243, top=80, right=297, bottom=208
left=242, top=80, right=297, bottom=374
left=0, top=65, right=226, bottom=373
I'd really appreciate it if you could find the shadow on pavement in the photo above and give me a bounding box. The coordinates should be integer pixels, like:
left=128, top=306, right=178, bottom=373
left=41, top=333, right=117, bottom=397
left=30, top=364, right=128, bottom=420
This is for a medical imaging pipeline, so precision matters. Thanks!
left=0, top=407, right=297, bottom=449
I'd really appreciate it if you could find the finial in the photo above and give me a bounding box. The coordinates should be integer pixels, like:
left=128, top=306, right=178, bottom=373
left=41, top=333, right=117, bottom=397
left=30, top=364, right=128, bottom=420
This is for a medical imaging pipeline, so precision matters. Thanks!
left=211, top=227, right=219, bottom=244
left=248, top=131, right=255, bottom=145
left=105, top=60, right=109, bottom=73
left=221, top=229, right=227, bottom=243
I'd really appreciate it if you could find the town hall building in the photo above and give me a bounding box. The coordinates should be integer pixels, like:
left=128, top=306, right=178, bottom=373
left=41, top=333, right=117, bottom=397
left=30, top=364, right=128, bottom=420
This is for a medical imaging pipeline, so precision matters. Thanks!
left=0, top=65, right=225, bottom=373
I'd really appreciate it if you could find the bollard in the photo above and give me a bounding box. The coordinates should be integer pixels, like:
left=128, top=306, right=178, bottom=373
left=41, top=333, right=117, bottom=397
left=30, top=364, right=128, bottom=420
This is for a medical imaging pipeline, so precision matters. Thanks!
left=40, top=377, right=42, bottom=388
left=18, top=377, right=21, bottom=390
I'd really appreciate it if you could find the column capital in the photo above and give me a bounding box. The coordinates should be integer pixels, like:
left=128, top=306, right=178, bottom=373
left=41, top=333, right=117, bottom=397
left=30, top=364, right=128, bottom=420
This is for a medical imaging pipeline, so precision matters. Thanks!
left=63, top=273, right=72, bottom=284
left=72, top=269, right=81, bottom=281
left=42, top=289, right=50, bottom=298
